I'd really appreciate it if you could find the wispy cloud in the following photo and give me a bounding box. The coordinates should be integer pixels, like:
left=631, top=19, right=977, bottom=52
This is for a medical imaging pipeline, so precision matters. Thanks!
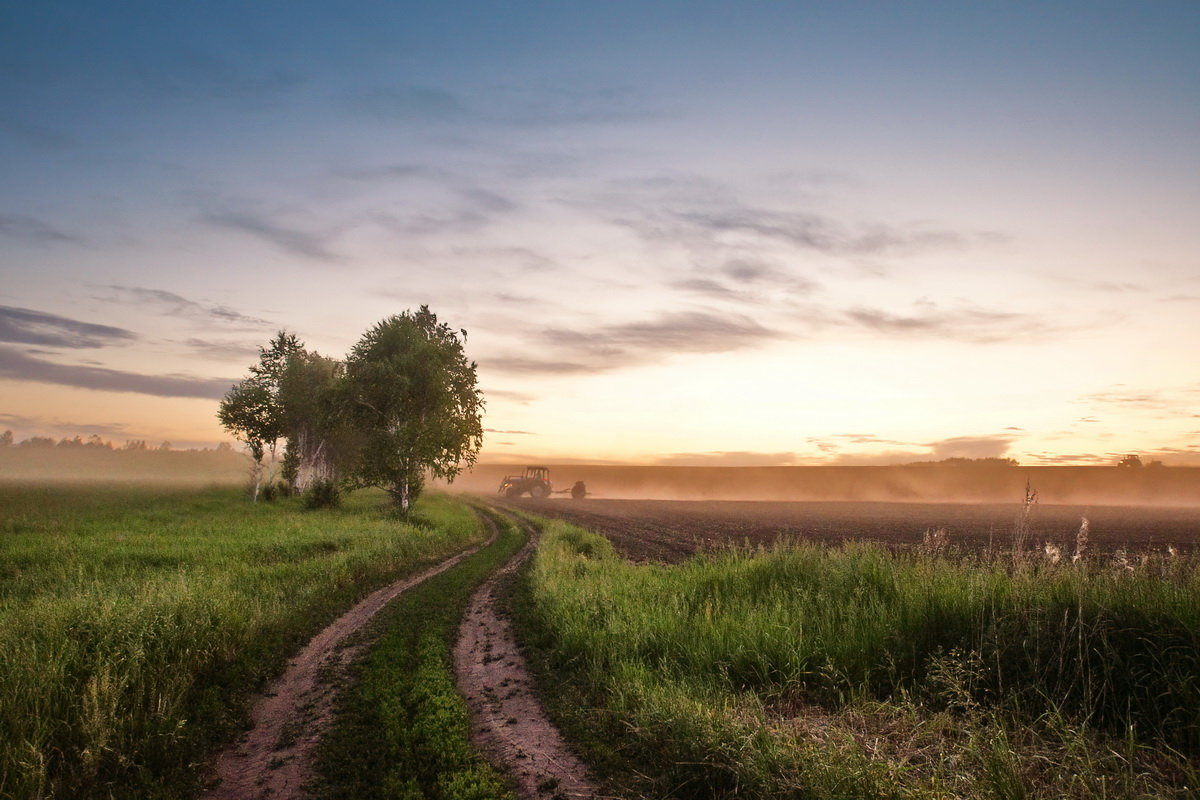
left=1078, top=384, right=1200, bottom=412
left=199, top=208, right=339, bottom=261
left=546, top=311, right=778, bottom=356
left=484, top=428, right=537, bottom=435
left=180, top=338, right=262, bottom=361
left=0, top=214, right=81, bottom=245
left=0, top=306, right=137, bottom=348
left=843, top=302, right=1053, bottom=343
left=485, top=311, right=781, bottom=376
left=0, top=347, right=233, bottom=399
left=482, top=357, right=595, bottom=376
left=927, top=435, right=1014, bottom=460
left=91, top=285, right=271, bottom=328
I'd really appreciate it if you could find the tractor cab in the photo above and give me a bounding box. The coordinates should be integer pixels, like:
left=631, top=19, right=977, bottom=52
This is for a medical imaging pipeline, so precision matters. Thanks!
left=498, top=465, right=553, bottom=498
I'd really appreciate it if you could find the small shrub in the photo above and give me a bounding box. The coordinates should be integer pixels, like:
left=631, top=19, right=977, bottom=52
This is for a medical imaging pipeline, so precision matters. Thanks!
left=304, top=479, right=342, bottom=509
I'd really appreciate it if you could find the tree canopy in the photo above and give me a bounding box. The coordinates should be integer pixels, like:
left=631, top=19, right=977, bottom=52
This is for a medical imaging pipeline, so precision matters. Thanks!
left=338, top=306, right=484, bottom=510
left=217, top=308, right=483, bottom=510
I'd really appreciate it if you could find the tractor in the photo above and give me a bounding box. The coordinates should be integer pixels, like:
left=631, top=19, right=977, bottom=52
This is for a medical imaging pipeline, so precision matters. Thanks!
left=498, top=465, right=553, bottom=498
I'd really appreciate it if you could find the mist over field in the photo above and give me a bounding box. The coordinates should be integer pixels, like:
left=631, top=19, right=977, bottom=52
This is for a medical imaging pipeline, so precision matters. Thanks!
left=449, top=463, right=1200, bottom=506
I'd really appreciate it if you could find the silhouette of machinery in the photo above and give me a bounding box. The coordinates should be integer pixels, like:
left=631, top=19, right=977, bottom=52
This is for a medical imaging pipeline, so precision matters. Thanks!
left=498, top=465, right=553, bottom=498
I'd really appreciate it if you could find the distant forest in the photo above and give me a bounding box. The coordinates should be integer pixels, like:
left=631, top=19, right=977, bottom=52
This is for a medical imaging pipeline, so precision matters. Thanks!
left=0, top=430, right=233, bottom=452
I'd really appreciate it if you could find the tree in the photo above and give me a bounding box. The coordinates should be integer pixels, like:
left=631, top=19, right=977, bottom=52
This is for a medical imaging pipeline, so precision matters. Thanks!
left=277, top=349, right=344, bottom=495
left=337, top=307, right=484, bottom=511
left=0, top=430, right=12, bottom=447
left=218, top=378, right=275, bottom=499
left=218, top=331, right=304, bottom=500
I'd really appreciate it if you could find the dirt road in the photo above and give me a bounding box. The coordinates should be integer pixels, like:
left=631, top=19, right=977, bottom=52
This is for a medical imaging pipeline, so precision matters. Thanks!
left=455, top=510, right=601, bottom=800
left=504, top=497, right=1200, bottom=562
left=202, top=533, right=494, bottom=800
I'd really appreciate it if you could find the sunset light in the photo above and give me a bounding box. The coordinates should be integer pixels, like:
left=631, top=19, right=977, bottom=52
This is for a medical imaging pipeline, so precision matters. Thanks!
left=2, top=2, right=1198, bottom=467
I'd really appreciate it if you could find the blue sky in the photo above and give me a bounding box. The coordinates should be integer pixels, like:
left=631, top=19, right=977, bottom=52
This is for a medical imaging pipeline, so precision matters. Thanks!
left=2, top=1, right=1199, bottom=464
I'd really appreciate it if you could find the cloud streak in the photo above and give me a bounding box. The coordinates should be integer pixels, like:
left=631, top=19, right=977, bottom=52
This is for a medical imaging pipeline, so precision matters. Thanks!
left=0, top=214, right=81, bottom=245
left=0, top=306, right=137, bottom=349
left=843, top=302, right=1054, bottom=343
left=200, top=208, right=338, bottom=261
left=0, top=347, right=233, bottom=399
left=92, top=285, right=271, bottom=328
left=485, top=311, right=781, bottom=376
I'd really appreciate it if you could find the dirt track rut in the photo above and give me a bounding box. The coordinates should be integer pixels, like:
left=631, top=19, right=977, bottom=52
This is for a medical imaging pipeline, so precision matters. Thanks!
left=202, top=532, right=493, bottom=800
left=454, top=511, right=602, bottom=800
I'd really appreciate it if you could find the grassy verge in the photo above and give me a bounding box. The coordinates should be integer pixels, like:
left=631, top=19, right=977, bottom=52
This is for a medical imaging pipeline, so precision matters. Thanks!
left=516, top=518, right=1200, bottom=799
left=0, top=484, right=484, bottom=800
left=311, top=507, right=524, bottom=800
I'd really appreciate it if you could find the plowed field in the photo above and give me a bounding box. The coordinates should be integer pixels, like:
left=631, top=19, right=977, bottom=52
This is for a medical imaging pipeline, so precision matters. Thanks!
left=501, top=498, right=1200, bottom=562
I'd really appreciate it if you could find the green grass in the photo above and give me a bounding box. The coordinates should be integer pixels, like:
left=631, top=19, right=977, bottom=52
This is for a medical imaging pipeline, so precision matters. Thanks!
left=311, top=508, right=524, bottom=800
left=517, top=519, right=1200, bottom=799
left=0, top=485, right=486, bottom=800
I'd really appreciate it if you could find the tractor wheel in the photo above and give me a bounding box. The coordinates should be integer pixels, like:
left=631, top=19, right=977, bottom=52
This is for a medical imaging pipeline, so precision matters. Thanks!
left=529, top=482, right=550, bottom=499
left=506, top=486, right=522, bottom=498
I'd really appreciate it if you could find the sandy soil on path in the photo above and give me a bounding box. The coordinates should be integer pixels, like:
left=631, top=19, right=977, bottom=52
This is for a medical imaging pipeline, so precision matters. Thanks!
left=455, top=512, right=604, bottom=800
left=202, top=530, right=494, bottom=800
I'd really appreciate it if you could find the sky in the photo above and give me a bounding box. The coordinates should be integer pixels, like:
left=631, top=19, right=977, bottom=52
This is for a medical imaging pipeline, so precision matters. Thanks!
left=1, top=1, right=1199, bottom=466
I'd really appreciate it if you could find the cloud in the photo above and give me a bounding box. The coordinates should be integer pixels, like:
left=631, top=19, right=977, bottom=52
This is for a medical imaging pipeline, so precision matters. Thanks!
left=811, top=433, right=1014, bottom=464
left=927, top=435, right=1013, bottom=460
left=669, top=207, right=970, bottom=257
left=655, top=451, right=797, bottom=467
left=482, top=357, right=595, bottom=376
left=199, top=208, right=338, bottom=261
left=486, top=311, right=781, bottom=376
left=91, top=285, right=271, bottom=328
left=334, top=163, right=448, bottom=182
left=0, top=306, right=137, bottom=348
left=1025, top=452, right=1117, bottom=465
left=1077, top=384, right=1200, bottom=418
left=485, top=428, right=537, bottom=435
left=180, top=338, right=262, bottom=360
left=0, top=347, right=233, bottom=399
left=546, top=311, right=778, bottom=356
left=843, top=302, right=1052, bottom=343
left=0, top=214, right=81, bottom=245
left=484, top=388, right=536, bottom=404
left=373, top=188, right=520, bottom=236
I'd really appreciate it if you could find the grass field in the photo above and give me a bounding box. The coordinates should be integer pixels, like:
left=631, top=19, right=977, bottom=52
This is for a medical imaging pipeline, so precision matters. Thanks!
left=0, top=485, right=485, bottom=800
left=518, top=518, right=1200, bottom=799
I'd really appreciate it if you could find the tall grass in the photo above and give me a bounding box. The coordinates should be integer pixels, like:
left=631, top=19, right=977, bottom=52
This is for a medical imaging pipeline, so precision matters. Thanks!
left=519, top=520, right=1200, bottom=798
left=0, top=485, right=484, bottom=800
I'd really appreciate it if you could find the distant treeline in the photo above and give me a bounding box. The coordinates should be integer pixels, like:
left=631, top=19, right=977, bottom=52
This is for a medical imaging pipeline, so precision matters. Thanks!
left=0, top=430, right=234, bottom=453
left=0, top=436, right=244, bottom=485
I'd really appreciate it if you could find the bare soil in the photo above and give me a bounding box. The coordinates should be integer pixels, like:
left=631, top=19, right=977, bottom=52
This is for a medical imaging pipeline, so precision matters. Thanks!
left=454, top=512, right=602, bottom=800
left=503, top=498, right=1200, bottom=563
left=201, top=535, right=493, bottom=800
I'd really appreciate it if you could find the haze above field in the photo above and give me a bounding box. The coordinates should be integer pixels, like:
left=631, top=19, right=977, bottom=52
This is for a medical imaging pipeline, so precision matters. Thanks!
left=2, top=2, right=1199, bottom=466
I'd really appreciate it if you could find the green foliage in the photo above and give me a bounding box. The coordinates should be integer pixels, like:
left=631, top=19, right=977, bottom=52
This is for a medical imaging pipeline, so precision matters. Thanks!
left=0, top=486, right=485, bottom=800
left=518, top=521, right=1200, bottom=799
left=337, top=307, right=484, bottom=511
left=312, top=511, right=523, bottom=800
left=304, top=478, right=342, bottom=509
